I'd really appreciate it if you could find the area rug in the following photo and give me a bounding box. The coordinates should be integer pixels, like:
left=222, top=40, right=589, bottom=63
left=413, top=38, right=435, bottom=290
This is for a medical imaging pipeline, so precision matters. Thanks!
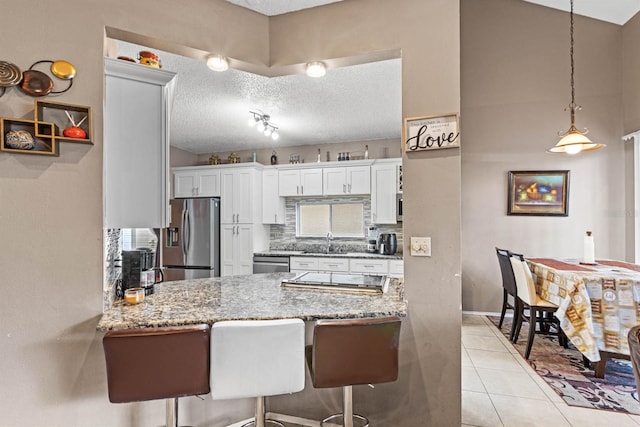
left=488, top=316, right=640, bottom=415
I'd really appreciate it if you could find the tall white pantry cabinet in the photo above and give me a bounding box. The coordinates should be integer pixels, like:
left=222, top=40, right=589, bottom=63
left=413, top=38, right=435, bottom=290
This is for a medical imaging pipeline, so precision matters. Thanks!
left=218, top=164, right=269, bottom=276
left=104, top=58, right=176, bottom=229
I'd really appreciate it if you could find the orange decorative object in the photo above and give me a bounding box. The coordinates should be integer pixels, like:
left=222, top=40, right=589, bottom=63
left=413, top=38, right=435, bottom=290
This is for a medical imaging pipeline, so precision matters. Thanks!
left=63, top=126, right=86, bottom=139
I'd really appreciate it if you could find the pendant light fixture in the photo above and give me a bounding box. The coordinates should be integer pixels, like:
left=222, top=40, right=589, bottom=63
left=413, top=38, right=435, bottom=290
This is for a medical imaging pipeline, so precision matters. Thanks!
left=548, top=0, right=605, bottom=154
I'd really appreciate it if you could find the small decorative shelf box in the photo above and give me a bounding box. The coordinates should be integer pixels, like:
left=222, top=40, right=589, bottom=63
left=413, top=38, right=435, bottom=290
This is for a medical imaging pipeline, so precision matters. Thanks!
left=34, top=100, right=93, bottom=144
left=0, top=118, right=57, bottom=156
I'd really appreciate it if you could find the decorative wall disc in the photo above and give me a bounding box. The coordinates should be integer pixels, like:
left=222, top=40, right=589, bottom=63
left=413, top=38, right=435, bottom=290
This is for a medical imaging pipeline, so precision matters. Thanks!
left=0, top=61, right=23, bottom=87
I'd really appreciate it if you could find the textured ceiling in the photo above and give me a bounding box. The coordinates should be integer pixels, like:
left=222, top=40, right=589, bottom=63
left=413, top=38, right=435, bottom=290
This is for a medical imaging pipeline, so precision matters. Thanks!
left=115, top=41, right=402, bottom=154
left=523, top=0, right=639, bottom=25
left=225, top=0, right=640, bottom=24
left=225, top=0, right=343, bottom=16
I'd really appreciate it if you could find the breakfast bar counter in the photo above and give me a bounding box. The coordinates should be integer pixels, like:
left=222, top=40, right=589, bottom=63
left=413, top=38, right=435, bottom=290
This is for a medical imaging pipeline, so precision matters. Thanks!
left=97, top=272, right=407, bottom=331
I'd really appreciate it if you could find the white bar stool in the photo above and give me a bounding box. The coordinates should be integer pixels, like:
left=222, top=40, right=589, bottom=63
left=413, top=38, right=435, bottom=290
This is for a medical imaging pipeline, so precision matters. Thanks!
left=210, top=319, right=305, bottom=427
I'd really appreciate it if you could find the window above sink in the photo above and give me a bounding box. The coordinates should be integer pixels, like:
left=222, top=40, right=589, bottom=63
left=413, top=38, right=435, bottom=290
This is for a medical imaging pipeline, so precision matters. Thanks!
left=296, top=202, right=364, bottom=238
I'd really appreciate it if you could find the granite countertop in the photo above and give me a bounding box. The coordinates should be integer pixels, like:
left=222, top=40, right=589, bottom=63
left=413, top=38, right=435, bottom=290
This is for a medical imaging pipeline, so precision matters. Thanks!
left=254, top=250, right=403, bottom=260
left=97, top=272, right=407, bottom=331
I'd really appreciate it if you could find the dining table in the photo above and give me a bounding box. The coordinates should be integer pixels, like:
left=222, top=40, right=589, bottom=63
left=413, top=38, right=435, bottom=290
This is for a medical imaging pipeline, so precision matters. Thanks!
left=526, top=258, right=640, bottom=378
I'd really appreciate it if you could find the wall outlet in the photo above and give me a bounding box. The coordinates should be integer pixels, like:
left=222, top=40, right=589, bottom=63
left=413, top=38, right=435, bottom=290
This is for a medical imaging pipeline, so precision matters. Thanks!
left=410, top=237, right=431, bottom=257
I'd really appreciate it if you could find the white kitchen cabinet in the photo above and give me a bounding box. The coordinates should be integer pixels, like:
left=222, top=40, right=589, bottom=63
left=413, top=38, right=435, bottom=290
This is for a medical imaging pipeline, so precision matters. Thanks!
left=290, top=255, right=398, bottom=276
left=389, top=259, right=404, bottom=278
left=220, top=224, right=252, bottom=276
left=371, top=160, right=400, bottom=224
left=173, top=167, right=220, bottom=198
left=318, top=258, right=350, bottom=272
left=349, top=258, right=389, bottom=274
left=262, top=168, right=285, bottom=224
left=221, top=165, right=262, bottom=224
left=104, top=58, right=176, bottom=228
left=278, top=168, right=323, bottom=196
left=323, top=165, right=370, bottom=195
left=290, top=257, right=319, bottom=272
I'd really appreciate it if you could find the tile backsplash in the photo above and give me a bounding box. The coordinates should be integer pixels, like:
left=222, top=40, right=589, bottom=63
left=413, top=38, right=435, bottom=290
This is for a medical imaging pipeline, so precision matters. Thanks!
left=268, top=195, right=403, bottom=253
left=103, top=228, right=121, bottom=311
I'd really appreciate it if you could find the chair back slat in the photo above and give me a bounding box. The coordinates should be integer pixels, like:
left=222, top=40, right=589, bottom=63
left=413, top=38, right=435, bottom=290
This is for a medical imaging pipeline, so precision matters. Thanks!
left=496, top=247, right=517, bottom=296
left=510, top=254, right=537, bottom=305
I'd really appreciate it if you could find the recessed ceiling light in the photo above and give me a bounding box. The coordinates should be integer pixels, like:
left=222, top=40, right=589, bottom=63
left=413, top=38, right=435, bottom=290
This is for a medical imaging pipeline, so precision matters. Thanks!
left=206, top=54, right=229, bottom=72
left=306, top=61, right=326, bottom=78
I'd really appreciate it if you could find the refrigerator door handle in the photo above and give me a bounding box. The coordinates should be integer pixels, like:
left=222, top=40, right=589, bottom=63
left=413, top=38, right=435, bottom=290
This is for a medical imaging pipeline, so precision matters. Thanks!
left=184, top=208, right=191, bottom=260
left=181, top=206, right=188, bottom=259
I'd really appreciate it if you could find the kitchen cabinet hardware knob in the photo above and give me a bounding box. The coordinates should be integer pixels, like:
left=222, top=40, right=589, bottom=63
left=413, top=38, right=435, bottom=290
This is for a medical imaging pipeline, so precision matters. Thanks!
left=348, top=183, right=352, bottom=192
left=296, top=185, right=299, bottom=195
left=343, top=184, right=346, bottom=193
left=274, top=214, right=277, bottom=222
left=301, top=185, right=304, bottom=194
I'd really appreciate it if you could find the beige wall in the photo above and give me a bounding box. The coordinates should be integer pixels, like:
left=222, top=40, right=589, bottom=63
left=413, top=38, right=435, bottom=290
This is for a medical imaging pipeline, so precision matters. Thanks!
left=170, top=146, right=199, bottom=167
left=270, top=0, right=461, bottom=424
left=461, top=0, right=626, bottom=312
left=194, top=138, right=401, bottom=165
left=0, top=0, right=460, bottom=426
left=623, top=12, right=640, bottom=135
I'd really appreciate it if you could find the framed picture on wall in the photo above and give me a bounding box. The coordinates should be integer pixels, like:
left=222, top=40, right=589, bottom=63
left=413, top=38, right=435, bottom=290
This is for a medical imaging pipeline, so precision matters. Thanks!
left=507, top=170, right=569, bottom=216
left=403, top=113, right=460, bottom=152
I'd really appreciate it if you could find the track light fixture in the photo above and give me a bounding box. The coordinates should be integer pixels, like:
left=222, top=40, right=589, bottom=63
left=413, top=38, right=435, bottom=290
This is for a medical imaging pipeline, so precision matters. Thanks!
left=248, top=111, right=279, bottom=140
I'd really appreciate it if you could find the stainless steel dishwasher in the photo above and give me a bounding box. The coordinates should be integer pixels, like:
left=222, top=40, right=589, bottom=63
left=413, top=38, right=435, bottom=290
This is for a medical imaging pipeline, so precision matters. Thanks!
left=252, top=255, right=290, bottom=273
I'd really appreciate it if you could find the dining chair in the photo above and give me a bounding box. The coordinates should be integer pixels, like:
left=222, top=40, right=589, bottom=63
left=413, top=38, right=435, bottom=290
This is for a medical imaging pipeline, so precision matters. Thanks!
left=510, top=253, right=565, bottom=359
left=495, top=247, right=518, bottom=341
left=628, top=326, right=640, bottom=390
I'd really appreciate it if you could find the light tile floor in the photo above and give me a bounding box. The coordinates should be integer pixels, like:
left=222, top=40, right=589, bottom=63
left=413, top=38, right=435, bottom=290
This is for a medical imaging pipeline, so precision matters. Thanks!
left=462, top=314, right=640, bottom=427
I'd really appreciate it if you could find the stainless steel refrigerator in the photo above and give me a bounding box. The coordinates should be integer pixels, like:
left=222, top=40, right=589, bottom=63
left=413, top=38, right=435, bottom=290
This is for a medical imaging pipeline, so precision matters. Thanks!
left=162, top=198, right=220, bottom=281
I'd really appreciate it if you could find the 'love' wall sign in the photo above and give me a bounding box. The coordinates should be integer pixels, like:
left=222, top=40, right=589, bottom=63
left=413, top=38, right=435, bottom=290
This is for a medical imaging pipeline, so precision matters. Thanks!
left=403, top=113, right=460, bottom=152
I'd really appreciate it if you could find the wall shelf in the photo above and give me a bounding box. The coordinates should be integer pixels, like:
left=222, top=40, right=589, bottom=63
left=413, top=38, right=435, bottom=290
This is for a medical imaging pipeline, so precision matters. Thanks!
left=1, top=100, right=93, bottom=157
left=0, top=118, right=57, bottom=156
left=34, top=100, right=93, bottom=144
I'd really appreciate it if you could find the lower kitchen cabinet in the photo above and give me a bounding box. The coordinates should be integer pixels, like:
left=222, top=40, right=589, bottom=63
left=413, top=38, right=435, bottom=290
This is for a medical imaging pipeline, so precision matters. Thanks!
left=290, top=257, right=318, bottom=272
left=389, top=259, right=404, bottom=278
left=290, top=256, right=399, bottom=276
left=349, top=258, right=389, bottom=274
left=221, top=224, right=269, bottom=276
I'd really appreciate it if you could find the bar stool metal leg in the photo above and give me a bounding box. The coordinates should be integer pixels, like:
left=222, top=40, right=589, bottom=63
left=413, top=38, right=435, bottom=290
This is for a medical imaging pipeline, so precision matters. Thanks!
left=166, top=398, right=178, bottom=427
left=239, top=396, right=286, bottom=427
left=320, top=386, right=369, bottom=427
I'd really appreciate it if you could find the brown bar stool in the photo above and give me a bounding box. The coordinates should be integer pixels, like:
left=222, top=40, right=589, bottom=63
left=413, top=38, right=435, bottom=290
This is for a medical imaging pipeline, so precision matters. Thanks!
left=102, top=324, right=211, bottom=427
left=306, top=316, right=402, bottom=427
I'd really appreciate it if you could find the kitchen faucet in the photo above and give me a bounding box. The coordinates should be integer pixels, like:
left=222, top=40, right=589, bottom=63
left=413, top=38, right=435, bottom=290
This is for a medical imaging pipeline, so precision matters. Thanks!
left=326, top=232, right=334, bottom=254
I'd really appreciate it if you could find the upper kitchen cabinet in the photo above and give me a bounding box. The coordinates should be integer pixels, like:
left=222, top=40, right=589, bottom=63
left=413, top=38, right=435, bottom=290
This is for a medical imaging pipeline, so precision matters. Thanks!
left=323, top=165, right=371, bottom=196
left=262, top=168, right=285, bottom=224
left=104, top=58, right=176, bottom=228
left=173, top=166, right=221, bottom=198
left=220, top=164, right=263, bottom=224
left=278, top=167, right=323, bottom=196
left=371, top=159, right=401, bottom=224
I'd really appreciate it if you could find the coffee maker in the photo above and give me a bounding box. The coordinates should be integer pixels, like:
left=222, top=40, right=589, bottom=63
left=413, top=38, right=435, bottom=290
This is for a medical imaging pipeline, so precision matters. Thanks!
left=122, top=249, right=156, bottom=295
left=366, top=226, right=379, bottom=253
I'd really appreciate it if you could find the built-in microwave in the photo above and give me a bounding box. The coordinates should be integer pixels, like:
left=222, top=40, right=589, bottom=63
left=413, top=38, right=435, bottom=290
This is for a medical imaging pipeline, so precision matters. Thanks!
left=396, top=193, right=403, bottom=222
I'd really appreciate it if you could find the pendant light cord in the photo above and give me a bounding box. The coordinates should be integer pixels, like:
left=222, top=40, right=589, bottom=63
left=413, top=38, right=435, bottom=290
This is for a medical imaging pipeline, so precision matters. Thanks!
left=569, top=0, right=575, bottom=110
left=566, top=0, right=579, bottom=128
